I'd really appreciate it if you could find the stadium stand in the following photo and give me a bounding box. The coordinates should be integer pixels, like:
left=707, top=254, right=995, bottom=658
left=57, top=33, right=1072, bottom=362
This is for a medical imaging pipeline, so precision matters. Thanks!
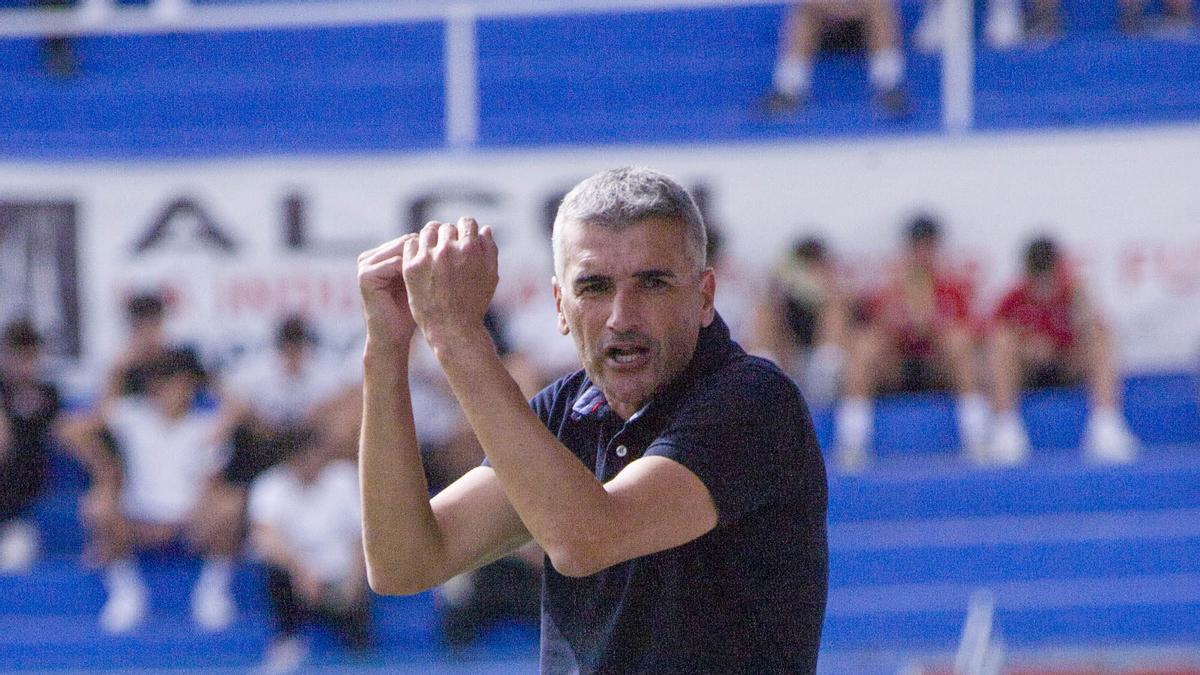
left=1, top=2, right=1199, bottom=157
left=0, top=373, right=1196, bottom=670
left=1, top=0, right=1199, bottom=671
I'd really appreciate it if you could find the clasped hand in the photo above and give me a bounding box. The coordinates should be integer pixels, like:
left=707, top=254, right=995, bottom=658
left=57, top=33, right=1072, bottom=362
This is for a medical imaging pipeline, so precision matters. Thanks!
left=357, top=217, right=499, bottom=349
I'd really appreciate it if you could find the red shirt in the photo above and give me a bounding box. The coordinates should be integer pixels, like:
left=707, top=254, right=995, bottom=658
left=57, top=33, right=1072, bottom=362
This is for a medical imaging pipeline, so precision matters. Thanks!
left=867, top=267, right=973, bottom=358
left=994, top=273, right=1080, bottom=350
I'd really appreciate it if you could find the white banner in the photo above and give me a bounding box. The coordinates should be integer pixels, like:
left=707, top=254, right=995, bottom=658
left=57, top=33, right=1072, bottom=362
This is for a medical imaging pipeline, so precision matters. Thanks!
left=2, top=123, right=1198, bottom=391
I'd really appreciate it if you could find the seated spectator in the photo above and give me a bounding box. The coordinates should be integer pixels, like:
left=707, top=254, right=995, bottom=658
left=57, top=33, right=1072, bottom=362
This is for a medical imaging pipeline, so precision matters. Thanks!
left=762, top=0, right=909, bottom=116
left=918, top=0, right=1060, bottom=52
left=707, top=225, right=763, bottom=347
left=35, top=0, right=78, bottom=77
left=104, top=290, right=203, bottom=404
left=836, top=214, right=989, bottom=472
left=248, top=427, right=369, bottom=673
left=61, top=349, right=241, bottom=634
left=1118, top=0, right=1194, bottom=33
left=986, top=237, right=1140, bottom=465
left=753, top=236, right=849, bottom=407
left=0, top=319, right=62, bottom=574
left=220, top=314, right=349, bottom=490
left=957, top=0, right=1195, bottom=50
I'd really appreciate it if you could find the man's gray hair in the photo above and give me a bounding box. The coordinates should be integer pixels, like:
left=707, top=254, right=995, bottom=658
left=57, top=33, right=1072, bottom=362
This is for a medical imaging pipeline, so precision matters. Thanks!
left=552, top=167, right=707, bottom=276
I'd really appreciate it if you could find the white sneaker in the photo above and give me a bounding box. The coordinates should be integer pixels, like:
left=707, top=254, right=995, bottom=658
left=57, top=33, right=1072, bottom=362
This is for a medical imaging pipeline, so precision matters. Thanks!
left=835, top=442, right=871, bottom=475
left=259, top=636, right=308, bottom=675
left=1083, top=411, right=1139, bottom=465
left=986, top=413, right=1031, bottom=467
left=985, top=0, right=1023, bottom=49
left=915, top=0, right=944, bottom=54
left=99, top=581, right=147, bottom=635
left=191, top=578, right=235, bottom=632
left=0, top=521, right=39, bottom=574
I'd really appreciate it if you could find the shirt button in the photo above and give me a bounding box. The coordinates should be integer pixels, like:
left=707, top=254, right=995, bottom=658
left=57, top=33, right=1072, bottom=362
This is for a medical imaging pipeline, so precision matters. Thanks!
left=615, top=445, right=628, bottom=457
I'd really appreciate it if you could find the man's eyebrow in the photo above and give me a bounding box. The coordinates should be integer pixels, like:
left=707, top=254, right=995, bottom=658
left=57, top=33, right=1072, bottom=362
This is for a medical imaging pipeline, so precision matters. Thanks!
left=573, top=273, right=611, bottom=286
left=633, top=269, right=677, bottom=280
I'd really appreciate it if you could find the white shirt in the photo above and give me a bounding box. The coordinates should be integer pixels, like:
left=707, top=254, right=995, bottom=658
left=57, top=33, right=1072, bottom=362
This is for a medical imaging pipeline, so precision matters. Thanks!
left=107, top=398, right=224, bottom=524
left=248, top=460, right=362, bottom=583
left=226, top=351, right=347, bottom=427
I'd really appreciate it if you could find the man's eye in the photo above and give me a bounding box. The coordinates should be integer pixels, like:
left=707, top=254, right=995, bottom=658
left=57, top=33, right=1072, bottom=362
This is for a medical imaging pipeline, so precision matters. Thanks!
left=641, top=278, right=668, bottom=290
left=578, top=282, right=609, bottom=295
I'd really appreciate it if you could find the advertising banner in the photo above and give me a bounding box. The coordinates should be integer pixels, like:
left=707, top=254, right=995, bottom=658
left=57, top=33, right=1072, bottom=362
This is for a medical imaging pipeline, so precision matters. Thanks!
left=1, top=124, right=1198, bottom=391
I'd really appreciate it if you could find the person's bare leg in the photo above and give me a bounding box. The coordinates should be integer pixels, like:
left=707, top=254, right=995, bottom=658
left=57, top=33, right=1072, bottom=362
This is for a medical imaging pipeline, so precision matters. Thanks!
left=864, top=0, right=907, bottom=112
left=81, top=488, right=132, bottom=565
left=939, top=324, right=990, bottom=459
left=190, top=483, right=242, bottom=632
left=984, top=325, right=1031, bottom=465
left=1082, top=321, right=1120, bottom=410
left=836, top=326, right=884, bottom=472
left=986, top=326, right=1021, bottom=413
left=767, top=3, right=825, bottom=109
left=82, top=493, right=149, bottom=633
left=1079, top=321, right=1138, bottom=463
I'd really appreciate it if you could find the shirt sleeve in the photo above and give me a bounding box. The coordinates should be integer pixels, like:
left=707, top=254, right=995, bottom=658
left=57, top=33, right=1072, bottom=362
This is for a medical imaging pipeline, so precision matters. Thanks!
left=645, top=361, right=815, bottom=527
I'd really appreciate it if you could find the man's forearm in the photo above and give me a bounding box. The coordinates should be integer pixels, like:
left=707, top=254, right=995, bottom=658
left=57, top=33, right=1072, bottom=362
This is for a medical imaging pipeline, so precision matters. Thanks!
left=430, top=328, right=616, bottom=575
left=358, top=339, right=447, bottom=594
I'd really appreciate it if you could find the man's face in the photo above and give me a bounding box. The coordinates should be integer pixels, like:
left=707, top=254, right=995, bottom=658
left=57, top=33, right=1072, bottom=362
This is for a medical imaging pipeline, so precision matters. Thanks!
left=147, top=372, right=197, bottom=418
left=553, top=218, right=716, bottom=419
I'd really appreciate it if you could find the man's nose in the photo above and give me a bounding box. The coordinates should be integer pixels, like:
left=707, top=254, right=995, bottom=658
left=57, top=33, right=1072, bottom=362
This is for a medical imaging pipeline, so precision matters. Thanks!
left=606, top=288, right=642, bottom=333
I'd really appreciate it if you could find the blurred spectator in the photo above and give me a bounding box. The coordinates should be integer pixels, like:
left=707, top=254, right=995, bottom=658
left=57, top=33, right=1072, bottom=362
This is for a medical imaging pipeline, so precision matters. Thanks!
left=753, top=236, right=849, bottom=407
left=0, top=319, right=62, bottom=574
left=707, top=225, right=762, bottom=347
left=220, top=314, right=349, bottom=489
left=1118, top=0, right=1195, bottom=33
left=61, top=348, right=241, bottom=634
left=923, top=0, right=1197, bottom=52
left=985, top=236, right=1140, bottom=465
left=248, top=426, right=369, bottom=673
left=762, top=0, right=909, bottom=117
left=835, top=214, right=988, bottom=472
left=104, top=290, right=203, bottom=403
left=35, top=0, right=78, bottom=77
left=917, top=0, right=1059, bottom=52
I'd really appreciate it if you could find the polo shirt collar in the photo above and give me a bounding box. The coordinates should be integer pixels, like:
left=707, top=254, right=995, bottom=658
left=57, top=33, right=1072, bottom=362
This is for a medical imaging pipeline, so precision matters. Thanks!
left=569, top=313, right=736, bottom=423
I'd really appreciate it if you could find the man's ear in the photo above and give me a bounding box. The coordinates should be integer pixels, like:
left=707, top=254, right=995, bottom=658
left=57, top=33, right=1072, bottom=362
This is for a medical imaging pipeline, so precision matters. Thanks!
left=700, top=267, right=717, bottom=327
left=552, top=277, right=570, bottom=335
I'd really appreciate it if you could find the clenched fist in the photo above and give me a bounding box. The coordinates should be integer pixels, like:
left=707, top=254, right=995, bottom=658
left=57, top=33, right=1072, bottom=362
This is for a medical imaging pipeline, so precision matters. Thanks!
left=357, top=233, right=420, bottom=349
left=401, top=217, right=499, bottom=348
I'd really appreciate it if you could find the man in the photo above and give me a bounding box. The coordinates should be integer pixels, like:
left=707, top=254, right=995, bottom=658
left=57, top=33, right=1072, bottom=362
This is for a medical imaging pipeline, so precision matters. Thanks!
left=61, top=348, right=240, bottom=634
left=359, top=167, right=828, bottom=673
left=835, top=214, right=989, bottom=472
left=985, top=236, right=1139, bottom=465
left=0, top=319, right=62, bottom=573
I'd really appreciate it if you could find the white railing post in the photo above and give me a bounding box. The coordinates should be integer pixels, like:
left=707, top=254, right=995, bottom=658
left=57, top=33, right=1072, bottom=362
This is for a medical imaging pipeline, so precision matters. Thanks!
left=444, top=4, right=479, bottom=150
left=941, top=0, right=975, bottom=134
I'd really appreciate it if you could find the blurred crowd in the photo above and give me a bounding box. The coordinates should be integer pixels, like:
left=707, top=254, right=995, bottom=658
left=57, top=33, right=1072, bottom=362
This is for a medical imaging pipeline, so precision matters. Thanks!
left=760, top=0, right=1197, bottom=117
left=0, top=205, right=1151, bottom=670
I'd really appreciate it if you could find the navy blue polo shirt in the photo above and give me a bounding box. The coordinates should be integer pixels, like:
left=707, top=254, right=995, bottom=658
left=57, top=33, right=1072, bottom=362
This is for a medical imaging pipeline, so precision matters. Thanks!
left=529, top=314, right=828, bottom=674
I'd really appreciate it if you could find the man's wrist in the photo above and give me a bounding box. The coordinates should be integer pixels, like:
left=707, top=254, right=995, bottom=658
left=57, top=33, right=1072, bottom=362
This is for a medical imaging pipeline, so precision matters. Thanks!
left=363, top=336, right=412, bottom=371
left=425, top=322, right=495, bottom=364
